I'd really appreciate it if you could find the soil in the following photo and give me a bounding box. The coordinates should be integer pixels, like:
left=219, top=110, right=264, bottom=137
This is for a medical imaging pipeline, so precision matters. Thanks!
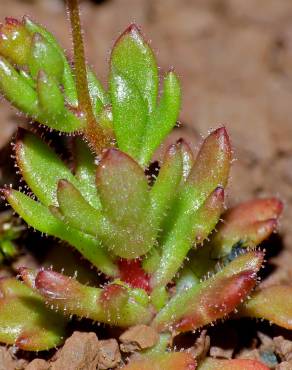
left=0, top=0, right=292, bottom=368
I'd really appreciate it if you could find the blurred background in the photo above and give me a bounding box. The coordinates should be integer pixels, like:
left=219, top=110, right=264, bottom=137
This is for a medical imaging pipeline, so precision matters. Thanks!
left=0, top=0, right=292, bottom=283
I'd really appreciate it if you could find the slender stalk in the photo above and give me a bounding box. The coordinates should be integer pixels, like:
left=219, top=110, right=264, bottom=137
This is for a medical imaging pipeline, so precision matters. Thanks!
left=67, top=0, right=109, bottom=154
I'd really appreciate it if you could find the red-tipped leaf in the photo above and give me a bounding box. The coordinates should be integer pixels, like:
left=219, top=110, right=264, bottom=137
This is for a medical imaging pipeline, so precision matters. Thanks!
left=152, top=251, right=263, bottom=332
left=20, top=268, right=152, bottom=327
left=211, top=198, right=283, bottom=258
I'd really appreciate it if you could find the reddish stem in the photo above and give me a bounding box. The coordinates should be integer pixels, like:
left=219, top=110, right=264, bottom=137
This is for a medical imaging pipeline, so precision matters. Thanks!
left=67, top=0, right=109, bottom=154
left=118, top=259, right=151, bottom=293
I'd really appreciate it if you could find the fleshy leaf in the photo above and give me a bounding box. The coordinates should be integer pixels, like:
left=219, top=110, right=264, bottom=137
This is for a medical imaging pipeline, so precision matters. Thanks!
left=211, top=198, right=283, bottom=258
left=16, top=129, right=82, bottom=206
left=110, top=67, right=147, bottom=159
left=55, top=179, right=130, bottom=256
left=0, top=278, right=66, bottom=351
left=187, top=198, right=282, bottom=279
left=96, top=147, right=149, bottom=226
left=37, top=71, right=84, bottom=132
left=87, top=68, right=109, bottom=116
left=182, top=127, right=231, bottom=212
left=151, top=187, right=224, bottom=289
left=121, top=352, right=196, bottom=370
left=3, top=189, right=118, bottom=277
left=37, top=70, right=64, bottom=113
left=152, top=251, right=263, bottom=333
left=237, top=285, right=292, bottom=329
left=73, top=137, right=101, bottom=209
left=111, top=24, right=158, bottom=114
left=56, top=179, right=107, bottom=236
left=0, top=17, right=84, bottom=133
left=139, top=71, right=181, bottom=166
left=23, top=16, right=78, bottom=106
left=28, top=32, right=64, bottom=82
left=21, top=268, right=152, bottom=327
left=98, top=104, right=114, bottom=133
left=150, top=141, right=183, bottom=228
left=180, top=139, right=195, bottom=181
left=0, top=57, right=39, bottom=115
left=198, top=358, right=269, bottom=370
left=96, top=149, right=155, bottom=258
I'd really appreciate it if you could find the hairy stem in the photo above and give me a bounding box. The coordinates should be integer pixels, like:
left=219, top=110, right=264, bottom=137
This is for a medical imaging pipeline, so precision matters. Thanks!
left=67, top=0, right=109, bottom=153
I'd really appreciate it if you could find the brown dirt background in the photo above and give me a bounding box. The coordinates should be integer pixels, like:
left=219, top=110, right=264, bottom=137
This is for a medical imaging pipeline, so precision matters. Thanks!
left=0, top=0, right=292, bottom=284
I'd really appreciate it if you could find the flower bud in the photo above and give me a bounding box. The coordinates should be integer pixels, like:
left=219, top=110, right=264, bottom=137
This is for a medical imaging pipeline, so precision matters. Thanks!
left=0, top=18, right=32, bottom=66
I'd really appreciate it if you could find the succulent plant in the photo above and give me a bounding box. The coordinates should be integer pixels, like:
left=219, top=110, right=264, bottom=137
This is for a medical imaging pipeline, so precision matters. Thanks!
left=0, top=0, right=290, bottom=368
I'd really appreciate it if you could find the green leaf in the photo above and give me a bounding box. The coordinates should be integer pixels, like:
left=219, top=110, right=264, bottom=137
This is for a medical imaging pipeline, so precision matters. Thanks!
left=0, top=278, right=66, bottom=351
left=0, top=57, right=39, bottom=116
left=152, top=251, right=263, bottom=333
left=98, top=105, right=114, bottom=133
left=180, top=139, right=194, bottom=181
left=150, top=141, right=183, bottom=228
left=37, top=71, right=84, bottom=132
left=3, top=189, right=118, bottom=277
left=23, top=16, right=78, bottom=106
left=142, top=248, right=160, bottom=275
left=21, top=269, right=152, bottom=327
left=15, top=129, right=78, bottom=206
left=151, top=187, right=224, bottom=289
left=16, top=130, right=98, bottom=209
left=96, top=149, right=155, bottom=258
left=96, top=149, right=149, bottom=225
left=182, top=127, right=231, bottom=212
left=56, top=179, right=109, bottom=236
left=73, top=137, right=101, bottom=209
left=28, top=32, right=64, bottom=83
left=139, top=71, right=181, bottom=166
left=111, top=24, right=158, bottom=114
left=87, top=68, right=109, bottom=116
left=110, top=67, right=147, bottom=159
left=37, top=71, right=64, bottom=113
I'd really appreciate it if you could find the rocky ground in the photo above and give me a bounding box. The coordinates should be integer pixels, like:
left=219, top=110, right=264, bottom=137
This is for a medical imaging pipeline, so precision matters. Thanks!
left=0, top=0, right=292, bottom=368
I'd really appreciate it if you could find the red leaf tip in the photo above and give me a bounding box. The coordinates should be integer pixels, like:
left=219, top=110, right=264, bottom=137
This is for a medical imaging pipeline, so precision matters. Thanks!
left=119, top=23, right=142, bottom=40
left=35, top=270, right=80, bottom=300
left=113, top=23, right=143, bottom=50
left=0, top=187, right=12, bottom=198
left=57, top=179, right=70, bottom=189
left=5, top=17, right=21, bottom=26
left=213, top=186, right=224, bottom=199
left=124, top=23, right=141, bottom=34
left=213, top=126, right=231, bottom=150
